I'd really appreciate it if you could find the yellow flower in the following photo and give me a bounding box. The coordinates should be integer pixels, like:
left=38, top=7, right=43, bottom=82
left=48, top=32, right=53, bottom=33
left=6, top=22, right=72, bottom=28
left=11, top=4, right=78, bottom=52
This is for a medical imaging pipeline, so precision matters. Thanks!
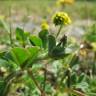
left=41, top=21, right=49, bottom=30
left=64, top=0, right=74, bottom=4
left=52, top=12, right=71, bottom=26
left=57, top=0, right=74, bottom=6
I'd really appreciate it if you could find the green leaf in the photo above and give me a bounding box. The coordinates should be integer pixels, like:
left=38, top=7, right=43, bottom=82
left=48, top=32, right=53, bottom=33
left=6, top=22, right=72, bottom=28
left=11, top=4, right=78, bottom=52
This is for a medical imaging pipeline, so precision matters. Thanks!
left=24, top=31, right=30, bottom=38
left=0, top=51, right=6, bottom=58
left=10, top=47, right=39, bottom=68
left=75, top=82, right=89, bottom=92
left=78, top=73, right=85, bottom=83
left=71, top=73, right=77, bottom=85
left=0, top=80, right=11, bottom=96
left=28, top=47, right=39, bottom=59
left=45, top=84, right=53, bottom=94
left=16, top=27, right=28, bottom=47
left=39, top=30, right=48, bottom=49
left=25, top=47, right=39, bottom=67
left=10, top=47, right=30, bottom=65
left=48, top=35, right=56, bottom=53
left=16, top=27, right=25, bottom=41
left=0, top=53, right=18, bottom=71
left=29, top=35, right=42, bottom=47
left=51, top=46, right=65, bottom=59
left=0, top=71, right=22, bottom=96
left=0, top=80, right=7, bottom=96
left=0, top=59, right=9, bottom=67
left=2, top=52, right=13, bottom=61
left=48, top=35, right=66, bottom=59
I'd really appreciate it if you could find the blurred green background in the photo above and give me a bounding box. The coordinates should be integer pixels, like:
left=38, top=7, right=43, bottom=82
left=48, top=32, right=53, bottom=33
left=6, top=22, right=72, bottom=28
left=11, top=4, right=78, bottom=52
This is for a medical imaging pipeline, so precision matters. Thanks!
left=0, top=0, right=96, bottom=20
left=0, top=0, right=96, bottom=45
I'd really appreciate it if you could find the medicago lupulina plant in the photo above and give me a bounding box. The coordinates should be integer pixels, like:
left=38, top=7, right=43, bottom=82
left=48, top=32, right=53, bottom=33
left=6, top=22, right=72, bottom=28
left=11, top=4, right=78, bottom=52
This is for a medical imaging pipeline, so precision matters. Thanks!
left=0, top=11, right=94, bottom=96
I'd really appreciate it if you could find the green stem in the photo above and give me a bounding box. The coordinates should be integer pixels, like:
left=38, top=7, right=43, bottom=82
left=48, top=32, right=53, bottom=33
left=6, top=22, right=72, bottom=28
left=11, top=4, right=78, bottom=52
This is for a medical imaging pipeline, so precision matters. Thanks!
left=27, top=69, right=46, bottom=96
left=9, top=4, right=13, bottom=47
left=56, top=24, right=63, bottom=38
left=9, top=26, right=13, bottom=46
left=43, top=59, right=53, bottom=91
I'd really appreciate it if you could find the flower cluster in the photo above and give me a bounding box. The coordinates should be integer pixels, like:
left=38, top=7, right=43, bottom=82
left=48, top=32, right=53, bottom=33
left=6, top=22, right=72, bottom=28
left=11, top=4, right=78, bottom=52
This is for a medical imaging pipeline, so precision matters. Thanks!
left=57, top=0, right=74, bottom=6
left=52, top=12, right=71, bottom=26
left=41, top=21, right=49, bottom=30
